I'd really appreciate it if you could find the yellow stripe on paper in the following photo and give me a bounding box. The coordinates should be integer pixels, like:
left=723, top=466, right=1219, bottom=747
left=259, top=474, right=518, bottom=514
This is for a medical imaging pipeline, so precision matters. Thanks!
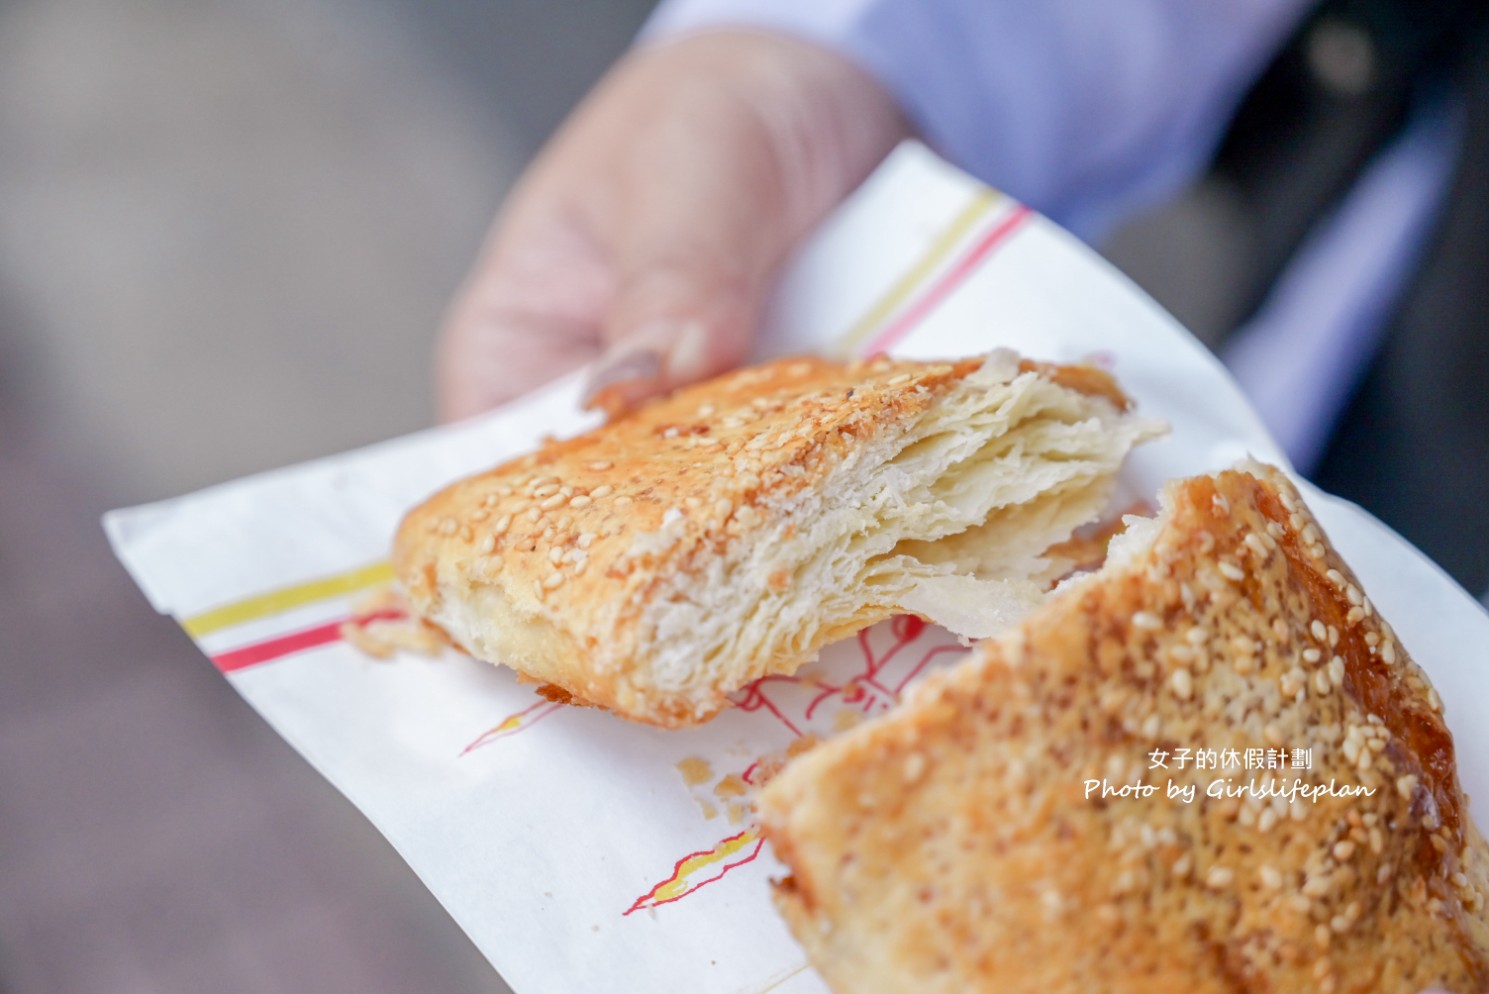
left=182, top=559, right=394, bottom=638
left=831, top=188, right=1001, bottom=357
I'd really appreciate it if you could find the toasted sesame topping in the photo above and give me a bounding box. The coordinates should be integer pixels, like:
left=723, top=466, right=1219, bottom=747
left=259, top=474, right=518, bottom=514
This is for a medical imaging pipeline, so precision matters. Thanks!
left=1132, top=611, right=1162, bottom=631
left=1217, top=561, right=1245, bottom=582
left=1205, top=866, right=1234, bottom=889
left=1170, top=668, right=1194, bottom=700
left=542, top=572, right=565, bottom=590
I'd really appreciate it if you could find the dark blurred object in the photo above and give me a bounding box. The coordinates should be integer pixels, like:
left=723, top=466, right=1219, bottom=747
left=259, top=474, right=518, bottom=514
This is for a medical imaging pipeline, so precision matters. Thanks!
left=1314, top=37, right=1489, bottom=591
left=1213, top=0, right=1489, bottom=591
left=1214, top=0, right=1484, bottom=325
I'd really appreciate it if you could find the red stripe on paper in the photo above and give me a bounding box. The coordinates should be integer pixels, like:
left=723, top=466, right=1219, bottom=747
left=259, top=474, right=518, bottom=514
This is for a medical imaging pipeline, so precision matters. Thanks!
left=862, top=204, right=1033, bottom=357
left=210, top=608, right=404, bottom=673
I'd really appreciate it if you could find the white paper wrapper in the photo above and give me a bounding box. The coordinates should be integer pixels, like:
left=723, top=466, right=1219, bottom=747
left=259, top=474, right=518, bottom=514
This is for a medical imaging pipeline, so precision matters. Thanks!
left=106, top=144, right=1489, bottom=994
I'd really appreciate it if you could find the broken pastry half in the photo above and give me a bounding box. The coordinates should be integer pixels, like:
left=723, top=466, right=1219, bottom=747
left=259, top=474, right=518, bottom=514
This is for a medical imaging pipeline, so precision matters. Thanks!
left=394, top=351, right=1161, bottom=727
left=758, top=463, right=1489, bottom=994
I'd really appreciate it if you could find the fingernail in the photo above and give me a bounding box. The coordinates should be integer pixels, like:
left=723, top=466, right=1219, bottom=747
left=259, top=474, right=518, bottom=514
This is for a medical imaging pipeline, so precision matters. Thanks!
left=580, top=347, right=664, bottom=414
left=664, top=321, right=712, bottom=383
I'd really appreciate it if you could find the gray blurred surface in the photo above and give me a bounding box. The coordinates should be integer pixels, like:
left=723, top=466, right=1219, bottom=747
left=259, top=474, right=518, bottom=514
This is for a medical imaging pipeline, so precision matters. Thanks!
left=0, top=0, right=651, bottom=991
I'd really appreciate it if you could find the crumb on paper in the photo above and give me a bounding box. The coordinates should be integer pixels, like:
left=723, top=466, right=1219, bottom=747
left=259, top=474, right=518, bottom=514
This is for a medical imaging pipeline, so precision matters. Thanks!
left=676, top=756, right=714, bottom=787
left=727, top=802, right=748, bottom=825
left=695, top=798, right=719, bottom=821
left=714, top=773, right=748, bottom=799
left=339, top=586, right=452, bottom=660
left=537, top=683, right=597, bottom=707
left=338, top=617, right=446, bottom=658
left=833, top=709, right=863, bottom=732
left=786, top=734, right=820, bottom=759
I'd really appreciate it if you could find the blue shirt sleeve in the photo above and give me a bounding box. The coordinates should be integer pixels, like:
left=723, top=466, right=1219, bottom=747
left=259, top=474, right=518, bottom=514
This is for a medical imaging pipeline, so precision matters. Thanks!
left=644, top=0, right=1310, bottom=239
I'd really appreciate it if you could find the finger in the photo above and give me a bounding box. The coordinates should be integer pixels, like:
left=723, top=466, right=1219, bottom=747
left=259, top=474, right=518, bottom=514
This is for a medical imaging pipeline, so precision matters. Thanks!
left=438, top=206, right=614, bottom=421
left=581, top=116, right=784, bottom=413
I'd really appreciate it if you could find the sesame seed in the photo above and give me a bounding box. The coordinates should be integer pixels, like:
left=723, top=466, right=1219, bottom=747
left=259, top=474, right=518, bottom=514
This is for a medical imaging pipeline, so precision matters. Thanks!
left=1303, top=647, right=1322, bottom=663
left=1258, top=807, right=1278, bottom=832
left=532, top=483, right=559, bottom=498
left=903, top=753, right=927, bottom=782
left=886, top=372, right=913, bottom=386
left=713, top=498, right=733, bottom=519
left=1186, top=627, right=1207, bottom=646
left=1311, top=620, right=1327, bottom=641
left=1205, top=866, right=1233, bottom=889
left=1326, top=568, right=1345, bottom=587
left=542, top=572, right=564, bottom=590
left=1313, top=670, right=1331, bottom=695
left=569, top=495, right=592, bottom=509
left=616, top=495, right=634, bottom=506
left=438, top=517, right=458, bottom=536
left=587, top=461, right=612, bottom=471
left=590, top=485, right=613, bottom=498
left=1333, top=840, right=1356, bottom=861
left=1345, top=607, right=1364, bottom=625
left=1380, top=642, right=1396, bottom=665
left=1396, top=774, right=1418, bottom=799
left=661, top=508, right=684, bottom=527
left=526, top=508, right=542, bottom=522
left=577, top=532, right=595, bottom=549
left=1170, top=668, right=1193, bottom=700
left=1218, top=561, right=1245, bottom=582
left=539, top=493, right=565, bottom=510
left=493, top=514, right=512, bottom=536
left=1132, top=611, right=1162, bottom=631
left=476, top=534, right=497, bottom=555
left=1259, top=865, right=1283, bottom=889
left=548, top=547, right=564, bottom=564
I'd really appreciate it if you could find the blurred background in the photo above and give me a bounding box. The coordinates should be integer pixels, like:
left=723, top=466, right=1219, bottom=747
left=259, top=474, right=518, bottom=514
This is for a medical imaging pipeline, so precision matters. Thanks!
left=0, top=0, right=1430, bottom=991
left=0, top=1, right=655, bottom=990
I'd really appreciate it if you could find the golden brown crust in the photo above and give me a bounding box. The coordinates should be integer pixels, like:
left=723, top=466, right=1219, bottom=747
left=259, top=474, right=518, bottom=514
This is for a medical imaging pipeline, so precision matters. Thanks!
left=394, top=353, right=1134, bottom=727
left=758, top=465, right=1489, bottom=994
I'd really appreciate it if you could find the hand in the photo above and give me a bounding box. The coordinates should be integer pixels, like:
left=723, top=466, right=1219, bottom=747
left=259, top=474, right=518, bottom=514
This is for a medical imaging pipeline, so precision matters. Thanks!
left=437, top=30, right=909, bottom=421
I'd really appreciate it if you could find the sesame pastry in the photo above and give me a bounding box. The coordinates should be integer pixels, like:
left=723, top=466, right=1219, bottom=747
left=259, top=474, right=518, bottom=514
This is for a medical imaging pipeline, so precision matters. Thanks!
left=394, top=350, right=1160, bottom=727
left=758, top=463, right=1489, bottom=993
